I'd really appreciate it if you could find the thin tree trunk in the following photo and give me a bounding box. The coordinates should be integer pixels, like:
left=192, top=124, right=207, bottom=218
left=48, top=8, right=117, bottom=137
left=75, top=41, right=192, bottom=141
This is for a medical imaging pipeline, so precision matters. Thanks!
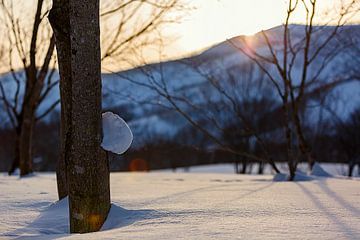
left=234, top=161, right=239, bottom=174
left=269, top=157, right=280, bottom=174
left=292, top=107, right=314, bottom=169
left=19, top=109, right=35, bottom=176
left=283, top=101, right=296, bottom=181
left=18, top=51, right=54, bottom=176
left=258, top=161, right=264, bottom=174
left=348, top=161, right=354, bottom=177
left=241, top=158, right=247, bottom=174
left=8, top=127, right=21, bottom=175
left=50, top=0, right=110, bottom=233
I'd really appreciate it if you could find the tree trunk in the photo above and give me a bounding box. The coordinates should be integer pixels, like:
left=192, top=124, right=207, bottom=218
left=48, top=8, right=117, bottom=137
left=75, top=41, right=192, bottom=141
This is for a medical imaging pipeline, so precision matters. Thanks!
left=241, top=159, right=247, bottom=174
left=8, top=146, right=20, bottom=175
left=348, top=161, right=354, bottom=177
left=283, top=102, right=296, bottom=181
left=292, top=108, right=314, bottom=169
left=19, top=108, right=35, bottom=176
left=18, top=63, right=53, bottom=176
left=234, top=161, right=239, bottom=174
left=258, top=161, right=264, bottom=175
left=8, top=126, right=21, bottom=175
left=269, top=157, right=280, bottom=174
left=68, top=0, right=110, bottom=232
left=50, top=0, right=110, bottom=233
left=49, top=0, right=71, bottom=200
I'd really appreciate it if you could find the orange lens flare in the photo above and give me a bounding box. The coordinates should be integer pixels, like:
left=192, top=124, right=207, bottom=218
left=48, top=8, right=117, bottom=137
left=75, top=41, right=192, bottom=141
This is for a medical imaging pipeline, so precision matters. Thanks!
left=89, top=214, right=102, bottom=230
left=129, top=158, right=148, bottom=172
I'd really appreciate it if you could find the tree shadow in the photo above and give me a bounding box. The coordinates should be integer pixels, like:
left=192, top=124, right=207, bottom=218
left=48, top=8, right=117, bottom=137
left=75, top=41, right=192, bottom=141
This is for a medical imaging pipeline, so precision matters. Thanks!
left=137, top=183, right=231, bottom=206
left=101, top=204, right=161, bottom=231
left=137, top=179, right=274, bottom=208
left=318, top=180, right=360, bottom=217
left=214, top=182, right=274, bottom=207
left=3, top=198, right=159, bottom=240
left=296, top=183, right=358, bottom=239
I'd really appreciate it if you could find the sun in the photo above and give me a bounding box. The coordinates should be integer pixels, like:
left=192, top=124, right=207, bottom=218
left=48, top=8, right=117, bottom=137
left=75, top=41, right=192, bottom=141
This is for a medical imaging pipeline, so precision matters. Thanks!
left=166, top=0, right=287, bottom=56
left=164, top=0, right=360, bottom=59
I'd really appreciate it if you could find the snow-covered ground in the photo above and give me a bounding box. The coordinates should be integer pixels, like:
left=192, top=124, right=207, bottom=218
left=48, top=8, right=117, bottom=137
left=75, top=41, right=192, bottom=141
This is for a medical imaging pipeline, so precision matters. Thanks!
left=1, top=167, right=360, bottom=239
left=159, top=163, right=359, bottom=177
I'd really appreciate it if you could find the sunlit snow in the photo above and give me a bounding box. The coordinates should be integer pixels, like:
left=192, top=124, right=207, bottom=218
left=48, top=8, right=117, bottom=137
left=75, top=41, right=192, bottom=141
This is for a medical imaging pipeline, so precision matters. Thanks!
left=1, top=166, right=359, bottom=239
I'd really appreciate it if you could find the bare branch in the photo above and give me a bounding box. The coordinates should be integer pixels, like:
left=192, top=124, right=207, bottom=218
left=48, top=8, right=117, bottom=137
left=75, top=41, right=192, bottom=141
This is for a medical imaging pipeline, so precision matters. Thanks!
left=35, top=99, right=60, bottom=122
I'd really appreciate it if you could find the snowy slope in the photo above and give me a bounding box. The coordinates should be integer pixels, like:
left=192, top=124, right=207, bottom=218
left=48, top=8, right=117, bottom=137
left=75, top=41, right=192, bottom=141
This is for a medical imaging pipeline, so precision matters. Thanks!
left=1, top=25, right=360, bottom=139
left=1, top=170, right=360, bottom=239
left=102, top=24, right=360, bottom=144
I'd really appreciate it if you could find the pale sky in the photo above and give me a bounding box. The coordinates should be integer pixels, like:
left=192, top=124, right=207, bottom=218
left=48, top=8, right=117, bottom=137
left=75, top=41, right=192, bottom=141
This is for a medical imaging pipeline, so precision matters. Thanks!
left=1, top=0, right=359, bottom=72
left=162, top=0, right=360, bottom=59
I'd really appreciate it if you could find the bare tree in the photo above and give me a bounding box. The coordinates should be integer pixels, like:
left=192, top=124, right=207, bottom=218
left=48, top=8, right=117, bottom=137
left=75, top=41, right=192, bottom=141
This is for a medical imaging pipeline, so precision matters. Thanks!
left=0, top=0, right=185, bottom=184
left=0, top=0, right=58, bottom=176
left=228, top=0, right=359, bottom=179
left=109, top=57, right=283, bottom=174
left=50, top=0, right=110, bottom=233
left=100, top=0, right=187, bottom=68
left=331, top=106, right=360, bottom=177
left=111, top=0, right=359, bottom=180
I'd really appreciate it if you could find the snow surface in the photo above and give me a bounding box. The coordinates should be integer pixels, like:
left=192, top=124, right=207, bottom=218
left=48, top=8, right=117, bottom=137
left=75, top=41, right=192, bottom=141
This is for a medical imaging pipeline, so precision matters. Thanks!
left=101, top=112, right=133, bottom=154
left=157, top=163, right=359, bottom=177
left=1, top=168, right=360, bottom=239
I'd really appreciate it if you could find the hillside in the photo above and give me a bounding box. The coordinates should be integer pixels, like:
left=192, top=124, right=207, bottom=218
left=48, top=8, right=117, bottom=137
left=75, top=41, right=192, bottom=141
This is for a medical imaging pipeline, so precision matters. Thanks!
left=0, top=24, right=359, bottom=171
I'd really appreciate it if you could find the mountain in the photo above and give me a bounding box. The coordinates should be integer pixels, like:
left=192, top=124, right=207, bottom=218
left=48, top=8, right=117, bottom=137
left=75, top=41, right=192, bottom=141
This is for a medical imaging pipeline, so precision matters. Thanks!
left=1, top=24, right=360, bottom=149
left=101, top=24, right=360, bottom=146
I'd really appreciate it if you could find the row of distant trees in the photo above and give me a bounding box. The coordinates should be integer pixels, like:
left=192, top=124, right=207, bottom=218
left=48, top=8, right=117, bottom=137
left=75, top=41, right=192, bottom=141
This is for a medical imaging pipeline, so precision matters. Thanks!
left=1, top=97, right=358, bottom=176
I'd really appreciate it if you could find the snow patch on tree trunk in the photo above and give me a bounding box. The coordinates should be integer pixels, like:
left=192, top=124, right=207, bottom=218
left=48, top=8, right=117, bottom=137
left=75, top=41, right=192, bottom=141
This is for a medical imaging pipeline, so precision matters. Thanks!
left=101, top=112, right=133, bottom=154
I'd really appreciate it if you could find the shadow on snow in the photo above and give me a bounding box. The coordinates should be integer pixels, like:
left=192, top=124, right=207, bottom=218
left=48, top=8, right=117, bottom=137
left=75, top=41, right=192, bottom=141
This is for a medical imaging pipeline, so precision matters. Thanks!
left=3, top=197, right=159, bottom=240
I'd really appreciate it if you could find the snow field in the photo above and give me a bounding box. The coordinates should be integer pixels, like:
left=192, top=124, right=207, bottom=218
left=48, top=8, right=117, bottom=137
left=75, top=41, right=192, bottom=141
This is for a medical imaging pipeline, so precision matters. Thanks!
left=1, top=169, right=360, bottom=239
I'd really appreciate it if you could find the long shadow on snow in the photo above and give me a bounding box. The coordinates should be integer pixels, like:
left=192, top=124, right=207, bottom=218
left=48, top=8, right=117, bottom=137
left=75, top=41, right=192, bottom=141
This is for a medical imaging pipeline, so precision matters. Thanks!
left=137, top=184, right=231, bottom=206
left=296, top=183, right=358, bottom=239
left=318, top=180, right=360, bottom=217
left=3, top=198, right=160, bottom=240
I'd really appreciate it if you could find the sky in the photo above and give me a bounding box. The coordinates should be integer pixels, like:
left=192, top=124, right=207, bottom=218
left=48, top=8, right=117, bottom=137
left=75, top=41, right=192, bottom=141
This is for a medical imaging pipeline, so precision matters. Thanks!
left=166, top=0, right=288, bottom=56
left=162, top=0, right=360, bottom=59
left=0, top=0, right=358, bottom=72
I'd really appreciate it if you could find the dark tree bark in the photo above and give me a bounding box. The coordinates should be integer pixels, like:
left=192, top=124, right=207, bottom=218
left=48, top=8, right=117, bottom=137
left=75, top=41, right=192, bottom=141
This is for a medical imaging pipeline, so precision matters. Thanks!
left=49, top=0, right=71, bottom=201
left=19, top=36, right=55, bottom=176
left=8, top=126, right=21, bottom=175
left=348, top=162, right=355, bottom=177
left=241, top=159, right=247, bottom=174
left=19, top=108, right=35, bottom=176
left=50, top=0, right=110, bottom=233
left=68, top=0, right=110, bottom=232
left=257, top=162, right=264, bottom=175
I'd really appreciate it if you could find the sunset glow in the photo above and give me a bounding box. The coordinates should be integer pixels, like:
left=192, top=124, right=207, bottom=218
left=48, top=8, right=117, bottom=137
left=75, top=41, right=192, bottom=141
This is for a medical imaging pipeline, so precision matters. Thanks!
left=165, top=0, right=360, bottom=58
